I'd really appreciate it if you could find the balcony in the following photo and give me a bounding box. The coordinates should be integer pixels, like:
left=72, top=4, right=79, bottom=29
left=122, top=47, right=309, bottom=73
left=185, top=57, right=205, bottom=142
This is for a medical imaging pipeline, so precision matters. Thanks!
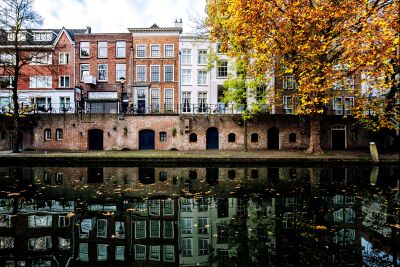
left=83, top=75, right=96, bottom=85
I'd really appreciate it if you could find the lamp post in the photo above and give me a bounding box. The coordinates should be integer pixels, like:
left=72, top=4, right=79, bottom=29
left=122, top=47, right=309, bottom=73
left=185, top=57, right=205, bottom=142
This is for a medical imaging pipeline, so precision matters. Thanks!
left=119, top=77, right=126, bottom=113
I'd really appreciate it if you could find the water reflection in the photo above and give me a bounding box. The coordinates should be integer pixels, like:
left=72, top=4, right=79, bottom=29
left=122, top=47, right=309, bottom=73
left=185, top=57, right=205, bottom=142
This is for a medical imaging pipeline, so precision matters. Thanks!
left=0, top=166, right=399, bottom=266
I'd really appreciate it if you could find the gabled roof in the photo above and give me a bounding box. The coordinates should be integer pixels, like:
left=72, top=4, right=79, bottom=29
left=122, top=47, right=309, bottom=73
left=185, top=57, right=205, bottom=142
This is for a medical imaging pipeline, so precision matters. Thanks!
left=128, top=24, right=182, bottom=34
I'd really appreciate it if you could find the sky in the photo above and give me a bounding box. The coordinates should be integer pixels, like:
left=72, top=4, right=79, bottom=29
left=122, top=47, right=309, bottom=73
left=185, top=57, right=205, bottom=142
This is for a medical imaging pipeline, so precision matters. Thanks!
left=33, top=0, right=207, bottom=33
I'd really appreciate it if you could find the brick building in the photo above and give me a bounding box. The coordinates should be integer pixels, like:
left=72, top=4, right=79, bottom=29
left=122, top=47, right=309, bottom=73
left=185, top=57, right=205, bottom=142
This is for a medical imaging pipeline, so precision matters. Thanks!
left=128, top=21, right=182, bottom=114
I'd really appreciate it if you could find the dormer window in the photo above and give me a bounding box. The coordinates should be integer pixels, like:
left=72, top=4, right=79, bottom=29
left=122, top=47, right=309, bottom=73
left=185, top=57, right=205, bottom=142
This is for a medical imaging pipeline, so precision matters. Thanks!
left=33, top=32, right=52, bottom=41
left=7, top=32, right=26, bottom=42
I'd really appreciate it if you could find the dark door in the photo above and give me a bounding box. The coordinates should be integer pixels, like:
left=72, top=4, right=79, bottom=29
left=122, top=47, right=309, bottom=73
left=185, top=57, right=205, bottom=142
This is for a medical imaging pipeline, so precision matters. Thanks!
left=332, top=130, right=346, bottom=150
left=268, top=127, right=279, bottom=149
left=139, top=129, right=155, bottom=150
left=138, top=100, right=146, bottom=114
left=88, top=129, right=103, bottom=150
left=206, top=127, right=219, bottom=150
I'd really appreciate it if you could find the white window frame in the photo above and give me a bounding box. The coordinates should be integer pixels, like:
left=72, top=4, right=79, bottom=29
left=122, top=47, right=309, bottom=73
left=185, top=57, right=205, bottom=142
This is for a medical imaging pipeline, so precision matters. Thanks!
left=181, top=218, right=192, bottom=234
left=97, top=219, right=107, bottom=238
left=116, top=41, right=126, bottom=58
left=59, top=52, right=70, bottom=64
left=164, top=44, right=174, bottom=57
left=164, top=65, right=174, bottom=82
left=115, top=246, right=125, bottom=261
left=181, top=238, right=192, bottom=257
left=33, top=32, right=52, bottom=41
left=149, top=200, right=160, bottom=215
left=136, top=65, right=146, bottom=82
left=198, top=238, right=210, bottom=256
left=151, top=88, right=160, bottom=112
left=164, top=88, right=174, bottom=112
left=0, top=214, right=12, bottom=228
left=79, top=243, right=89, bottom=261
left=30, top=52, right=52, bottom=65
left=198, top=70, right=207, bottom=85
left=135, top=220, right=146, bottom=239
left=163, top=200, right=174, bottom=215
left=44, top=129, right=51, bottom=141
left=182, top=91, right=191, bottom=113
left=150, top=220, right=160, bottom=238
left=283, top=96, right=294, bottom=114
left=344, top=97, right=354, bottom=115
left=283, top=75, right=296, bottom=90
left=217, top=60, right=228, bottom=78
left=198, top=217, right=208, bottom=234
left=59, top=75, right=70, bottom=88
left=80, top=41, right=90, bottom=58
left=80, top=64, right=89, bottom=81
left=150, top=44, right=160, bottom=58
left=181, top=49, right=192, bottom=65
left=136, top=44, right=146, bottom=58
left=97, top=244, right=107, bottom=261
left=333, top=97, right=343, bottom=115
left=116, top=64, right=126, bottom=81
left=149, top=245, right=160, bottom=261
left=30, top=76, right=52, bottom=88
left=98, top=64, right=108, bottom=81
left=163, top=221, right=174, bottom=239
left=150, top=65, right=160, bottom=82
left=198, top=50, right=207, bottom=65
left=135, top=244, right=146, bottom=260
left=181, top=69, right=191, bottom=85
left=56, top=129, right=63, bottom=141
left=164, top=245, right=175, bottom=262
left=97, top=41, right=108, bottom=58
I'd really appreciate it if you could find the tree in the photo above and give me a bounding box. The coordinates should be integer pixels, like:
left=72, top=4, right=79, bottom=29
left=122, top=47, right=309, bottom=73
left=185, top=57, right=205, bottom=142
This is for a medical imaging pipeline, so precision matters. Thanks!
left=206, top=0, right=399, bottom=153
left=0, top=0, right=42, bottom=152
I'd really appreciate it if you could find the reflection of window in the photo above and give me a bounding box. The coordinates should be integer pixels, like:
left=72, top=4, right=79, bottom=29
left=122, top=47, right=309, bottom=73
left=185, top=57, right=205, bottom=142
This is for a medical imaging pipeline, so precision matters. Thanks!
left=228, top=133, right=236, bottom=142
left=164, top=245, right=175, bottom=262
left=283, top=75, right=295, bottom=89
left=182, top=238, right=192, bottom=256
left=28, top=215, right=52, bottom=227
left=79, top=243, right=89, bottom=261
left=217, top=224, right=227, bottom=243
left=97, top=219, right=107, bottom=238
left=80, top=42, right=90, bottom=57
left=150, top=220, right=160, bottom=237
left=283, top=96, right=293, bottom=114
left=114, top=221, right=125, bottom=239
left=135, top=244, right=146, bottom=260
left=181, top=218, right=192, bottom=234
left=28, top=236, right=52, bottom=251
left=289, top=133, right=296, bottom=143
left=58, top=237, right=71, bottom=250
left=149, top=200, right=160, bottom=215
left=0, top=214, right=12, bottom=227
left=97, top=244, right=107, bottom=261
left=135, top=221, right=146, bottom=239
left=163, top=221, right=174, bottom=238
left=189, top=133, right=197, bottom=142
left=333, top=208, right=355, bottom=223
left=198, top=238, right=209, bottom=255
left=115, top=246, right=125, bottom=261
left=198, top=198, right=209, bottom=211
left=181, top=49, right=191, bottom=65
left=150, top=245, right=160, bottom=261
left=163, top=200, right=174, bottom=215
left=251, top=133, right=258, bottom=143
left=181, top=198, right=192, bottom=211
left=58, top=215, right=70, bottom=227
left=198, top=218, right=208, bottom=234
left=0, top=237, right=14, bottom=249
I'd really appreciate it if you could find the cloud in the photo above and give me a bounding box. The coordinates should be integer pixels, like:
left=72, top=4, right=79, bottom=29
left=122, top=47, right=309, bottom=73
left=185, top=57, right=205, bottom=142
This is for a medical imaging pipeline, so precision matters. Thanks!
left=34, top=0, right=206, bottom=33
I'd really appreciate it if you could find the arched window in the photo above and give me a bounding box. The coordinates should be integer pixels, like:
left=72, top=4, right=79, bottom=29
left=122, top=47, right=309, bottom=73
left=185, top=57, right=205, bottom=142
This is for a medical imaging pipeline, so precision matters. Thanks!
left=251, top=133, right=258, bottom=143
left=228, top=133, right=236, bottom=142
left=56, top=129, right=63, bottom=141
left=44, top=129, right=51, bottom=140
left=189, top=133, right=197, bottom=142
left=289, top=133, right=296, bottom=143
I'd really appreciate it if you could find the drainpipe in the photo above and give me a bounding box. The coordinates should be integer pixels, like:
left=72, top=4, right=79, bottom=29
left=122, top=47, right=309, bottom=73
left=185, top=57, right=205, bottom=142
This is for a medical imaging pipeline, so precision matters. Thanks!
left=178, top=49, right=181, bottom=114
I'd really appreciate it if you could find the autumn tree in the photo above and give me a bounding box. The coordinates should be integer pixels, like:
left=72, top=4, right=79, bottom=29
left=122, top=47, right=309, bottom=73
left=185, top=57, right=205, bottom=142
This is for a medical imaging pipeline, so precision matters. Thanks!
left=206, top=0, right=399, bottom=153
left=0, top=0, right=42, bottom=152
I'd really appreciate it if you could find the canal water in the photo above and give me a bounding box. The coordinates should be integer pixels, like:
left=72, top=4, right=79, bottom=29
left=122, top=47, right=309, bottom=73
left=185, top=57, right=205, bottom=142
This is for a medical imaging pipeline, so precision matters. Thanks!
left=0, top=164, right=399, bottom=267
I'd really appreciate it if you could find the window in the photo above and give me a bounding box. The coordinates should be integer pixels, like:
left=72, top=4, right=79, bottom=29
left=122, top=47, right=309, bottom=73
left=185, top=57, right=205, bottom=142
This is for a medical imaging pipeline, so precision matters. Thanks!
left=181, top=198, right=192, bottom=211
left=164, top=44, right=174, bottom=57
left=151, top=44, right=160, bottom=57
left=198, top=198, right=209, bottom=211
left=135, top=220, right=146, bottom=239
left=181, top=238, right=192, bottom=256
left=149, top=200, right=160, bottom=215
left=58, top=237, right=70, bottom=250
left=344, top=97, right=354, bottom=115
left=181, top=49, right=191, bottom=65
left=151, top=89, right=160, bottom=112
left=136, top=45, right=146, bottom=57
left=80, top=42, right=90, bottom=57
left=150, top=220, right=160, bottom=237
left=115, top=246, right=125, bottom=261
left=164, top=65, right=174, bottom=82
left=33, top=32, right=52, bottom=41
left=116, top=41, right=126, bottom=58
left=163, top=221, right=174, bottom=238
left=98, top=64, right=108, bottom=81
left=181, top=218, right=192, bottom=234
left=150, top=65, right=160, bottom=82
left=31, top=52, right=52, bottom=65
left=159, top=171, right=167, bottom=181
left=0, top=76, right=13, bottom=88
left=198, top=218, right=208, bottom=234
left=164, top=89, right=174, bottom=112
left=164, top=245, right=175, bottom=262
left=80, top=64, right=89, bottom=81
left=135, top=244, right=146, bottom=260
left=217, top=224, right=227, bottom=243
left=0, top=237, right=14, bottom=249
left=58, top=215, right=69, bottom=227
left=218, top=249, right=229, bottom=262
left=0, top=214, right=12, bottom=227
left=228, top=133, right=236, bottom=142
left=97, top=42, right=107, bottom=58
left=30, top=76, right=52, bottom=88
left=333, top=97, right=343, bottom=115
left=198, top=238, right=210, bottom=255
left=181, top=69, right=191, bottom=85
left=198, top=50, right=207, bottom=65
left=283, top=96, right=293, bottom=114
left=0, top=53, right=16, bottom=65
left=160, top=131, right=167, bottom=142
left=189, top=133, right=197, bottom=142
left=55, top=129, right=63, bottom=141
left=97, top=219, right=107, bottom=238
left=182, top=91, right=191, bottom=112
left=251, top=133, right=258, bottom=143
left=283, top=75, right=295, bottom=89
left=59, top=76, right=70, bottom=88
left=136, top=65, right=146, bottom=82
left=44, top=129, right=51, bottom=141
left=289, top=133, right=296, bottom=143
left=163, top=200, right=174, bottom=215
left=115, top=221, right=125, bottom=239
left=217, top=60, right=228, bottom=78
left=60, top=97, right=70, bottom=110
left=97, top=244, right=107, bottom=261
left=28, top=236, right=52, bottom=251
left=149, top=246, right=160, bottom=261
left=198, top=92, right=207, bottom=112
left=79, top=243, right=89, bottom=261
left=116, top=64, right=126, bottom=81
left=198, top=70, right=207, bottom=85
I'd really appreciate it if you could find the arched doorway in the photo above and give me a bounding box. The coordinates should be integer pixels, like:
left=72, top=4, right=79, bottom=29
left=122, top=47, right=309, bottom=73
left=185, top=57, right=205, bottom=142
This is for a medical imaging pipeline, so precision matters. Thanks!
left=268, top=127, right=279, bottom=149
left=206, top=127, right=219, bottom=150
left=88, top=129, right=104, bottom=150
left=139, top=129, right=155, bottom=150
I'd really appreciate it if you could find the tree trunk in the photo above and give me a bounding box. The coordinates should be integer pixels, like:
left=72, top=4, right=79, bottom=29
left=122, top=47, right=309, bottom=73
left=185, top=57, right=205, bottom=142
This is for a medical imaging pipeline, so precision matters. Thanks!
left=306, top=115, right=323, bottom=154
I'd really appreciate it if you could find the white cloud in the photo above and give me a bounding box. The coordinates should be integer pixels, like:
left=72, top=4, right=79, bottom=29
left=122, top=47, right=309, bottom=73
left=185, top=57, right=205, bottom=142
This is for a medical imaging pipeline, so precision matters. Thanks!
left=34, top=0, right=206, bottom=33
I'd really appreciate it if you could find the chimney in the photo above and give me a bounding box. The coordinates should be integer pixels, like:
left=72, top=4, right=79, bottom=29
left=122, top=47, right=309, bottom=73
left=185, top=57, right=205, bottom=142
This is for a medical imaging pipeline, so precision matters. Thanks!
left=86, top=26, right=91, bottom=34
left=174, top=19, right=183, bottom=28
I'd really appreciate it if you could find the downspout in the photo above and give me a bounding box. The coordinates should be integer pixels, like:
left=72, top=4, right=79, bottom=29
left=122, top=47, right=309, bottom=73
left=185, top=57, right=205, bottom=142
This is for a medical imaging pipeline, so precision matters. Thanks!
left=178, top=49, right=181, bottom=114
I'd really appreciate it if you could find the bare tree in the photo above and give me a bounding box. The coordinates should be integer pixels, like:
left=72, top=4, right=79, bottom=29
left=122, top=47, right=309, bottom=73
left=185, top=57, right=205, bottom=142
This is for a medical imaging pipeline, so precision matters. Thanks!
left=0, top=0, right=42, bottom=152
